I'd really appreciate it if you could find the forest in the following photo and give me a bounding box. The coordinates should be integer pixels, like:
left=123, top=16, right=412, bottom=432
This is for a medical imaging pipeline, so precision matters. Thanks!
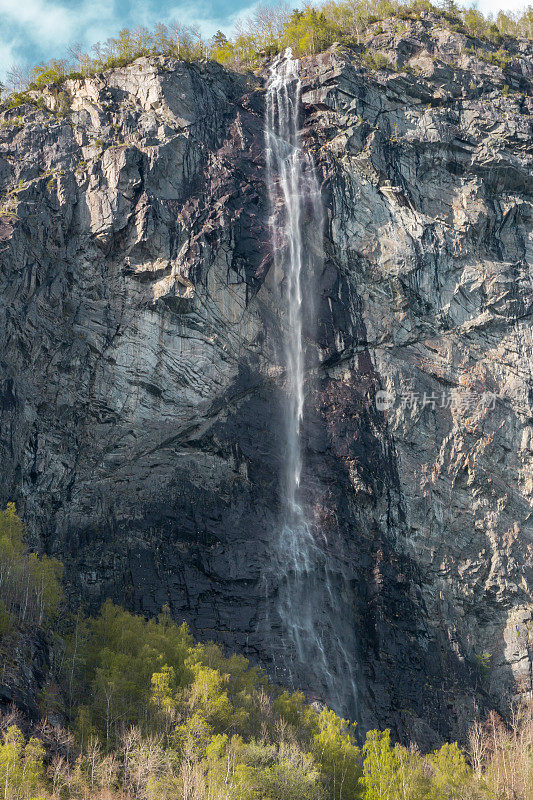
left=0, top=0, right=531, bottom=99
left=0, top=505, right=531, bottom=799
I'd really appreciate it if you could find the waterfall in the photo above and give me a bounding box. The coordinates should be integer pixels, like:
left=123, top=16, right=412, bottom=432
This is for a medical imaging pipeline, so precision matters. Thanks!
left=265, top=50, right=360, bottom=719
left=265, top=50, right=317, bottom=526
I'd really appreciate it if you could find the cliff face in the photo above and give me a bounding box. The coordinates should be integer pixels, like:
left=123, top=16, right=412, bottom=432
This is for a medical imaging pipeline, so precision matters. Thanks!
left=0, top=15, right=531, bottom=745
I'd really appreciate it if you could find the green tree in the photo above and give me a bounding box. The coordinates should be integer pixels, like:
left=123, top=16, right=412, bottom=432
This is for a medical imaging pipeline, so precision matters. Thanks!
left=313, top=708, right=361, bottom=799
left=66, top=600, right=192, bottom=742
left=0, top=726, right=45, bottom=799
left=283, top=7, right=341, bottom=54
left=29, top=58, right=68, bottom=87
left=360, top=729, right=400, bottom=800
left=428, top=741, right=471, bottom=799
left=211, top=30, right=235, bottom=66
left=393, top=743, right=430, bottom=800
left=461, top=8, right=491, bottom=38
left=204, top=734, right=324, bottom=800
left=151, top=664, right=178, bottom=716
left=0, top=503, right=62, bottom=630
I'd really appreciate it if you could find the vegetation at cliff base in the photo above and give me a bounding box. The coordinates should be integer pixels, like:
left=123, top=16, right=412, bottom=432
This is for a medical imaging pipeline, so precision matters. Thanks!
left=1, top=0, right=532, bottom=101
left=0, top=504, right=531, bottom=799
left=0, top=502, right=62, bottom=633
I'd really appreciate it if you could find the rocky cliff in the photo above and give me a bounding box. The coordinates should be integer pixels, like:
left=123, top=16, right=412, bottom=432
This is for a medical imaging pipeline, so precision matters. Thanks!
left=0, top=14, right=531, bottom=746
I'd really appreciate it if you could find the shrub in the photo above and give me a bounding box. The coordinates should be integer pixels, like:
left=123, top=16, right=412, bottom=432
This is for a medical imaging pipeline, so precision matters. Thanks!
left=362, top=51, right=391, bottom=70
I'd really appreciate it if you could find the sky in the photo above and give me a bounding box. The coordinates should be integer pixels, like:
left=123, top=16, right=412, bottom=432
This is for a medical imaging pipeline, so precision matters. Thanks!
left=0, top=0, right=528, bottom=83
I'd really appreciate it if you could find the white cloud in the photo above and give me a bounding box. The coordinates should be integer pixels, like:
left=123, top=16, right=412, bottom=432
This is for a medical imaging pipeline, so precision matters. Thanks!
left=0, top=0, right=119, bottom=81
left=463, top=0, right=530, bottom=14
left=0, top=40, right=17, bottom=82
left=0, top=0, right=69, bottom=43
left=0, top=0, right=98, bottom=45
left=165, top=0, right=259, bottom=37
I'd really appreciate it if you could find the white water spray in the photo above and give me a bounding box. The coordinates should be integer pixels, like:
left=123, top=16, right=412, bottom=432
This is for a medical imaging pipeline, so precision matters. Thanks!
left=265, top=50, right=359, bottom=717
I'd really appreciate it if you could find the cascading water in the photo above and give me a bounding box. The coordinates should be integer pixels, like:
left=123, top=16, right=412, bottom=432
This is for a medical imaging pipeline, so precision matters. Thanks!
left=265, top=50, right=318, bottom=537
left=265, top=50, right=360, bottom=719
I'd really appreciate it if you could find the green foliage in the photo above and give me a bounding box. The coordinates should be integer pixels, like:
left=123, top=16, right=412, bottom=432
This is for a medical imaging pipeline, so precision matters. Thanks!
left=29, top=59, right=69, bottom=88
left=0, top=596, right=528, bottom=799
left=360, top=729, right=400, bottom=799
left=313, top=708, right=362, bottom=799
left=1, top=0, right=530, bottom=107
left=66, top=600, right=192, bottom=742
left=211, top=30, right=236, bottom=66
left=150, top=665, right=177, bottom=715
left=357, top=730, right=482, bottom=800
left=59, top=602, right=533, bottom=800
left=427, top=741, right=472, bottom=798
left=282, top=8, right=341, bottom=55
left=0, top=22, right=206, bottom=111
left=203, top=735, right=324, bottom=800
left=212, top=41, right=235, bottom=66
left=62, top=601, right=364, bottom=798
left=0, top=725, right=45, bottom=799
left=5, top=92, right=32, bottom=109
left=477, top=48, right=512, bottom=69
left=359, top=729, right=436, bottom=800
left=362, top=51, right=391, bottom=70
left=273, top=689, right=316, bottom=730
left=475, top=651, right=492, bottom=682
left=0, top=504, right=63, bottom=631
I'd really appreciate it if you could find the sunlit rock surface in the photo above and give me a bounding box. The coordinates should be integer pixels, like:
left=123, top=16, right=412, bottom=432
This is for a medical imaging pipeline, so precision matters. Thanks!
left=0, top=14, right=531, bottom=746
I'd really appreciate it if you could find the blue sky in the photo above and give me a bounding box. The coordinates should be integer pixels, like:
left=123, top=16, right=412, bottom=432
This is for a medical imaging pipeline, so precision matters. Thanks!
left=0, top=0, right=258, bottom=81
left=0, top=0, right=528, bottom=83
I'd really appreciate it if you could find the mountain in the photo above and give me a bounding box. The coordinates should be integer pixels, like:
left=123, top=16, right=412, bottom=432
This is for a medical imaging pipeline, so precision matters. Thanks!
left=0, top=13, right=531, bottom=747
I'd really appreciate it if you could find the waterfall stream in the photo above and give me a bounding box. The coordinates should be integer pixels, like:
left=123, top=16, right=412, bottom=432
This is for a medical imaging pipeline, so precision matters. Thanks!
left=265, top=49, right=319, bottom=531
left=265, top=50, right=359, bottom=718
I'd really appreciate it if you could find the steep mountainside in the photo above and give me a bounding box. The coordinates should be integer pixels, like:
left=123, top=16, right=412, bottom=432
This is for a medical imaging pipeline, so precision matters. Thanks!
left=0, top=14, right=531, bottom=745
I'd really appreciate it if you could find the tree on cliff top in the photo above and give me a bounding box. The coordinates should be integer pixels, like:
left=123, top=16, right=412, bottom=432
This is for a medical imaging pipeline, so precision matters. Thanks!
left=2, top=0, right=531, bottom=102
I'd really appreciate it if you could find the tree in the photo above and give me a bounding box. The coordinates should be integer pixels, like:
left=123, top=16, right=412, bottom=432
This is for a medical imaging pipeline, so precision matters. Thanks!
left=0, top=725, right=45, bottom=798
left=313, top=708, right=361, bottom=799
left=151, top=664, right=178, bottom=729
left=360, top=729, right=400, bottom=800
left=461, top=8, right=491, bottom=38
left=29, top=59, right=68, bottom=88
left=282, top=7, right=341, bottom=55
left=519, top=7, right=533, bottom=39
left=0, top=503, right=62, bottom=630
left=213, top=30, right=229, bottom=48
left=394, top=744, right=430, bottom=800
left=211, top=31, right=235, bottom=66
left=428, top=741, right=471, bottom=799
left=65, top=601, right=192, bottom=742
